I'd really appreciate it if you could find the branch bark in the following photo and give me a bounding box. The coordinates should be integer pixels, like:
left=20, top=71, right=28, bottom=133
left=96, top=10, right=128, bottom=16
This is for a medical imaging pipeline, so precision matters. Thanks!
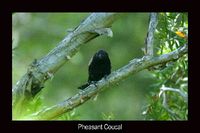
left=12, top=13, right=118, bottom=118
left=29, top=43, right=188, bottom=120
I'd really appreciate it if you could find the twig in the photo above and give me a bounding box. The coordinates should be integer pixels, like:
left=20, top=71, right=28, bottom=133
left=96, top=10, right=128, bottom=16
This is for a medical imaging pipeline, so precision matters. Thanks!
left=159, top=85, right=188, bottom=119
left=159, top=85, right=188, bottom=103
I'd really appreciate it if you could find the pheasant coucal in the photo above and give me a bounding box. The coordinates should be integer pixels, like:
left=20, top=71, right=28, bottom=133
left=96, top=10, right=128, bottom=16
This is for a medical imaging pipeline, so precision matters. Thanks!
left=78, top=49, right=111, bottom=90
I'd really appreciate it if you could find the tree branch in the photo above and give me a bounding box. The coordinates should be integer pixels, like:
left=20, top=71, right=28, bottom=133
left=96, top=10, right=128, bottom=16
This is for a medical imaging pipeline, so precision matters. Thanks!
left=145, top=13, right=158, bottom=56
left=12, top=13, right=118, bottom=118
left=29, top=43, right=188, bottom=120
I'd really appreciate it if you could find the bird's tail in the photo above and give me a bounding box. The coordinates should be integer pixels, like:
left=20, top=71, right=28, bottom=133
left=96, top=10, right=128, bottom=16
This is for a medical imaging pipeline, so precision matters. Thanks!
left=78, top=83, right=90, bottom=90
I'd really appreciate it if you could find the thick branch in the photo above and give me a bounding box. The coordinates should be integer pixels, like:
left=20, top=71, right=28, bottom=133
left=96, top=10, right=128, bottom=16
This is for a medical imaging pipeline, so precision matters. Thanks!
left=30, top=43, right=188, bottom=120
left=12, top=13, right=118, bottom=118
left=145, top=13, right=158, bottom=56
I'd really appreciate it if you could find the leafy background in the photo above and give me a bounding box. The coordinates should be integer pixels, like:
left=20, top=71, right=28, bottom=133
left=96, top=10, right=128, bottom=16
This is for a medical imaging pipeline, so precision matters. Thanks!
left=12, top=13, right=188, bottom=120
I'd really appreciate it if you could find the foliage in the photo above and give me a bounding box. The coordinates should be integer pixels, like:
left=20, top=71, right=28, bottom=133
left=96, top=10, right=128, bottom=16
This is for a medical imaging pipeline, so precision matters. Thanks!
left=142, top=13, right=188, bottom=120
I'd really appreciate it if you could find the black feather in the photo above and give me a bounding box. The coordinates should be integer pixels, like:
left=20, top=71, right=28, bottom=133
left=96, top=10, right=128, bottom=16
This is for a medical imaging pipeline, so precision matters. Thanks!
left=78, top=49, right=111, bottom=90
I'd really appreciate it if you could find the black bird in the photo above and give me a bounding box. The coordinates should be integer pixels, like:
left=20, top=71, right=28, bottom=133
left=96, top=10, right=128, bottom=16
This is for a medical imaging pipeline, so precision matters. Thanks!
left=78, top=49, right=111, bottom=90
